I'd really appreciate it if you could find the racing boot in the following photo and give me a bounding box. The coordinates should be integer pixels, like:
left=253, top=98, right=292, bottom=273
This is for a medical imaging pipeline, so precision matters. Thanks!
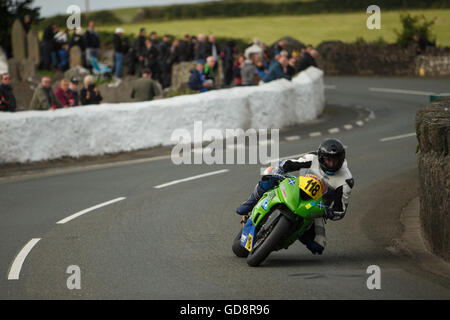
left=236, top=179, right=274, bottom=215
left=236, top=183, right=265, bottom=215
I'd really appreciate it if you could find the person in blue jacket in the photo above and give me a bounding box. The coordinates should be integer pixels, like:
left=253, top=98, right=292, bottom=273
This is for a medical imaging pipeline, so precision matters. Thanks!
left=188, top=60, right=213, bottom=92
left=263, top=55, right=291, bottom=83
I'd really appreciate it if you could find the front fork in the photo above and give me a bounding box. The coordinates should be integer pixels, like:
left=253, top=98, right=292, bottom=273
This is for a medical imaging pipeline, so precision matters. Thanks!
left=241, top=214, right=249, bottom=227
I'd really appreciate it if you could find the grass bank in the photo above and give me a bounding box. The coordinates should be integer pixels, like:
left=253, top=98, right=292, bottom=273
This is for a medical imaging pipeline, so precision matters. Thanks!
left=96, top=9, right=450, bottom=47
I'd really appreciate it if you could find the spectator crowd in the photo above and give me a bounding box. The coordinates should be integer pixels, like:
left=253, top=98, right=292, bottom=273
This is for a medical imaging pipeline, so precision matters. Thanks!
left=1, top=18, right=321, bottom=112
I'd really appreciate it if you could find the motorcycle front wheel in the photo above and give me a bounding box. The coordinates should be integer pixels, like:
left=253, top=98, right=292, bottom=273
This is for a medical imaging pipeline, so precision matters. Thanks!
left=246, top=214, right=291, bottom=267
left=232, top=229, right=249, bottom=258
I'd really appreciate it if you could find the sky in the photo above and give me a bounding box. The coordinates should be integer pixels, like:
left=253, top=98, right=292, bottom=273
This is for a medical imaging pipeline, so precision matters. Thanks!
left=32, top=0, right=220, bottom=17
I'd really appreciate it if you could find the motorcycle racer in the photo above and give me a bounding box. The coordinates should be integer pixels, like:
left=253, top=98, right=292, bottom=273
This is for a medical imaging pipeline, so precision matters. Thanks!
left=236, top=138, right=354, bottom=255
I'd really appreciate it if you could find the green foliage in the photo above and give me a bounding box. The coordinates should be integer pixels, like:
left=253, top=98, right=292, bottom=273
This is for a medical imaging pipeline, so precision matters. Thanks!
left=131, top=0, right=450, bottom=22
left=372, top=36, right=387, bottom=46
left=166, top=89, right=199, bottom=98
left=0, top=0, right=40, bottom=58
left=354, top=36, right=388, bottom=46
left=395, top=13, right=436, bottom=47
left=354, top=37, right=367, bottom=45
left=37, top=10, right=122, bottom=30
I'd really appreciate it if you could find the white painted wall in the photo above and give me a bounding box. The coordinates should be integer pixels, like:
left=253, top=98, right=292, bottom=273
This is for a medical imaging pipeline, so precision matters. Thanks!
left=0, top=67, right=324, bottom=163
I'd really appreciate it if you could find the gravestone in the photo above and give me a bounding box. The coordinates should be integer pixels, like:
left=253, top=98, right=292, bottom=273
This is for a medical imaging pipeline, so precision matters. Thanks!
left=0, top=47, right=8, bottom=75
left=19, top=59, right=35, bottom=81
left=69, top=46, right=82, bottom=68
left=11, top=19, right=27, bottom=60
left=170, top=61, right=196, bottom=92
left=27, top=30, right=40, bottom=66
left=64, top=66, right=90, bottom=82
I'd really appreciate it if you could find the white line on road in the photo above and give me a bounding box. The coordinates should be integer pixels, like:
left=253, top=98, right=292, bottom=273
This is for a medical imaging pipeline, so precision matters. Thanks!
left=56, top=197, right=126, bottom=224
left=369, top=87, right=435, bottom=96
left=154, top=169, right=229, bottom=189
left=380, top=132, right=416, bottom=142
left=309, top=132, right=322, bottom=138
left=8, top=238, right=41, bottom=280
left=343, top=124, right=353, bottom=130
left=285, top=135, right=301, bottom=141
left=328, top=128, right=340, bottom=134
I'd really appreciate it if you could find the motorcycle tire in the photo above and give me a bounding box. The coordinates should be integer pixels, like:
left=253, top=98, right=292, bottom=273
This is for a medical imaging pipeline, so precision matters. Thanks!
left=246, top=214, right=291, bottom=267
left=232, top=229, right=249, bottom=258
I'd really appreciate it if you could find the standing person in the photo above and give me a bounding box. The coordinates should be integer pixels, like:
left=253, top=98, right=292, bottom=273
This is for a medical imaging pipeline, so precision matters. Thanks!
left=190, top=36, right=198, bottom=59
left=58, top=43, right=70, bottom=71
left=69, top=77, right=80, bottom=106
left=244, top=38, right=263, bottom=60
left=286, top=57, right=297, bottom=77
left=131, top=28, right=147, bottom=76
left=42, top=22, right=57, bottom=70
left=273, top=39, right=287, bottom=55
left=141, top=39, right=159, bottom=80
left=413, top=33, right=435, bottom=55
left=206, top=34, right=220, bottom=73
left=111, top=28, right=126, bottom=86
left=158, top=34, right=171, bottom=86
left=131, top=68, right=161, bottom=102
left=150, top=31, right=159, bottom=47
left=164, top=39, right=181, bottom=88
left=298, top=46, right=318, bottom=72
left=222, top=40, right=237, bottom=87
left=29, top=76, right=62, bottom=110
left=85, top=21, right=100, bottom=68
left=80, top=75, right=102, bottom=105
left=69, top=27, right=85, bottom=50
left=178, top=34, right=192, bottom=62
left=254, top=56, right=268, bottom=83
left=54, top=79, right=75, bottom=107
left=203, top=56, right=216, bottom=85
left=241, top=53, right=256, bottom=86
left=194, top=34, right=208, bottom=62
left=233, top=54, right=245, bottom=86
left=0, top=73, right=17, bottom=112
left=22, top=15, right=32, bottom=34
left=135, top=28, right=148, bottom=55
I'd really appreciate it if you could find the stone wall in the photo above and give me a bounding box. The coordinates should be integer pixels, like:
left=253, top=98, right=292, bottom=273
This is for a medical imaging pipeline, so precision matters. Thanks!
left=415, top=98, right=450, bottom=261
left=316, top=41, right=450, bottom=77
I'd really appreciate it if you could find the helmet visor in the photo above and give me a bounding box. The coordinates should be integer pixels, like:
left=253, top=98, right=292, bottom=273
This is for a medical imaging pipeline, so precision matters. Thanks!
left=323, top=156, right=338, bottom=170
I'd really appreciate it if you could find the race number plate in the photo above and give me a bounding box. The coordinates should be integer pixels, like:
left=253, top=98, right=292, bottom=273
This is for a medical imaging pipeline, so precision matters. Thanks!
left=241, top=219, right=256, bottom=252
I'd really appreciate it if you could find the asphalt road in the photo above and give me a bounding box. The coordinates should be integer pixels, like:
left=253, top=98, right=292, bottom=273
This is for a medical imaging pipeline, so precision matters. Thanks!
left=1, top=76, right=449, bottom=300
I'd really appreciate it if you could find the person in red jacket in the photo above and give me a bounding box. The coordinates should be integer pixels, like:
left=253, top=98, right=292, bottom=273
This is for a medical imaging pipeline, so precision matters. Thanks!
left=54, top=79, right=75, bottom=108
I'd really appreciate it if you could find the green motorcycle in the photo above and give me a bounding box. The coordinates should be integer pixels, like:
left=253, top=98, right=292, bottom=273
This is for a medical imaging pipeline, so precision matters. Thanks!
left=232, top=167, right=327, bottom=267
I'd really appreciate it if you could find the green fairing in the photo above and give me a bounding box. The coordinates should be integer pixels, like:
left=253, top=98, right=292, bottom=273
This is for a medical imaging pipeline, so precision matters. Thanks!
left=250, top=176, right=325, bottom=250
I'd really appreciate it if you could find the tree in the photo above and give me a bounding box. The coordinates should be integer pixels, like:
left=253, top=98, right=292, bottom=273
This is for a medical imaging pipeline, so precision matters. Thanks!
left=395, top=13, right=436, bottom=47
left=0, top=0, right=41, bottom=58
